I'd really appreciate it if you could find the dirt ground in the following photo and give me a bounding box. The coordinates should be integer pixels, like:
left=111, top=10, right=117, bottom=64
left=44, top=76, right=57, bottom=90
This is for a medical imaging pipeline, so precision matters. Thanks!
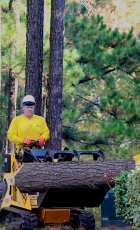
left=97, top=227, right=131, bottom=230
left=0, top=225, right=132, bottom=230
left=41, top=226, right=132, bottom=230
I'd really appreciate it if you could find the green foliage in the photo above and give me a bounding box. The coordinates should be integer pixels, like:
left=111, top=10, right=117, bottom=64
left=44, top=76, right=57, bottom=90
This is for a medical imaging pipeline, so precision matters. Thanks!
left=1, top=1, right=26, bottom=75
left=114, top=171, right=130, bottom=218
left=63, top=2, right=140, bottom=155
left=1, top=0, right=27, bottom=145
left=1, top=0, right=51, bottom=143
left=1, top=0, right=140, bottom=158
left=114, top=169, right=140, bottom=229
left=66, top=10, right=140, bottom=78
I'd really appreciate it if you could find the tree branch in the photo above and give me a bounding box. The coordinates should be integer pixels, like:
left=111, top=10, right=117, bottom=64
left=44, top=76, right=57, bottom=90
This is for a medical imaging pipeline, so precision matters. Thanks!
left=74, top=95, right=99, bottom=123
left=9, top=0, right=14, bottom=10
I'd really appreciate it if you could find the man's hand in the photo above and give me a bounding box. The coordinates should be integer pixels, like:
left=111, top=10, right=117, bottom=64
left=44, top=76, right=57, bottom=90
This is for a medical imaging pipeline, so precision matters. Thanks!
left=38, top=137, right=45, bottom=146
left=23, top=139, right=31, bottom=145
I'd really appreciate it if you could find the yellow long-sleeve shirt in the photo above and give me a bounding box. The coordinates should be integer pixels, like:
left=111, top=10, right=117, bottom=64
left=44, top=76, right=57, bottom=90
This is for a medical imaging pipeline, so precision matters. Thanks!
left=7, top=114, right=50, bottom=150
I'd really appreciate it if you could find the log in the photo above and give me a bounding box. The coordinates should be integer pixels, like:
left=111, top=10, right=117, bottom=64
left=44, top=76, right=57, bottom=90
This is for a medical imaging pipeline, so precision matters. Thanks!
left=15, top=158, right=135, bottom=193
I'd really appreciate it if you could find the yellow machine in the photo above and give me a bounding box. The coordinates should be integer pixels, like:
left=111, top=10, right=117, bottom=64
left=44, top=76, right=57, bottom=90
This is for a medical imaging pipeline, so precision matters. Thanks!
left=133, top=154, right=140, bottom=166
left=0, top=143, right=108, bottom=230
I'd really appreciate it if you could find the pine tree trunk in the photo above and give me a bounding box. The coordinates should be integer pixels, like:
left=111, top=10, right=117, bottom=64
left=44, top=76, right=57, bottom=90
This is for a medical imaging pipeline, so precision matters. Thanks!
left=15, top=158, right=135, bottom=193
left=48, top=0, right=65, bottom=150
left=8, top=69, right=17, bottom=152
left=25, top=0, right=44, bottom=115
left=8, top=69, right=16, bottom=127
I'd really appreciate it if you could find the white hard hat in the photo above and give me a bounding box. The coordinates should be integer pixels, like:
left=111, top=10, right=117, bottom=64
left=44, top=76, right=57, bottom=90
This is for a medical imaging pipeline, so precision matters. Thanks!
left=22, top=95, right=35, bottom=105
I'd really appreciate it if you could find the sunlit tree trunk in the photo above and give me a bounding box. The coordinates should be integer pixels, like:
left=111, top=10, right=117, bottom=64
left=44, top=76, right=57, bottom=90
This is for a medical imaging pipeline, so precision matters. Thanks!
left=8, top=69, right=17, bottom=151
left=25, top=0, right=44, bottom=115
left=48, top=0, right=65, bottom=150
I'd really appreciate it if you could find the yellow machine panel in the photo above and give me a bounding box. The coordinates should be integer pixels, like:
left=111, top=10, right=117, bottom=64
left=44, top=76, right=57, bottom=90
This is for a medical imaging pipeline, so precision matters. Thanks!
left=29, top=194, right=38, bottom=208
left=39, top=208, right=70, bottom=224
left=1, top=153, right=31, bottom=210
left=133, top=154, right=140, bottom=166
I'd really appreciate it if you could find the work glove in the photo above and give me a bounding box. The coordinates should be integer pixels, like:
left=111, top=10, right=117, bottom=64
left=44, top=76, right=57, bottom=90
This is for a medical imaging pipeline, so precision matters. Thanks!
left=23, top=139, right=31, bottom=145
left=38, top=137, right=45, bottom=146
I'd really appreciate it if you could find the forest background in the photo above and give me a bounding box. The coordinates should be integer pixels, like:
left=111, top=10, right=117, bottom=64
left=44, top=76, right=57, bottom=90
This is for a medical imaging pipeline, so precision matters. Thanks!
left=1, top=0, right=140, bottom=159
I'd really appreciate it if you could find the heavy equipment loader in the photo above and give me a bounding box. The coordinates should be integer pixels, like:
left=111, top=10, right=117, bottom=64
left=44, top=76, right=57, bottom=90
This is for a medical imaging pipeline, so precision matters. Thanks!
left=0, top=141, right=109, bottom=230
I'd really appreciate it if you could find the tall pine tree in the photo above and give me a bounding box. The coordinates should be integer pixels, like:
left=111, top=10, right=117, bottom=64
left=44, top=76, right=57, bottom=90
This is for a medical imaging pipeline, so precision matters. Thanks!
left=48, top=0, right=65, bottom=150
left=25, top=0, right=44, bottom=115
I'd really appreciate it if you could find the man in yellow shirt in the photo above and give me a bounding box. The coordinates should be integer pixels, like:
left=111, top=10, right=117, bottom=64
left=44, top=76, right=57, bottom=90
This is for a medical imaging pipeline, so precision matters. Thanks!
left=8, top=95, right=50, bottom=150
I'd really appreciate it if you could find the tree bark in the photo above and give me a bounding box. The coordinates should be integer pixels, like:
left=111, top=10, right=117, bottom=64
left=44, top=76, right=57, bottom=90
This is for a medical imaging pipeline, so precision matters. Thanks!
left=8, top=69, right=16, bottom=128
left=15, top=158, right=135, bottom=193
left=8, top=69, right=17, bottom=152
left=48, top=0, right=65, bottom=150
left=25, top=0, right=44, bottom=115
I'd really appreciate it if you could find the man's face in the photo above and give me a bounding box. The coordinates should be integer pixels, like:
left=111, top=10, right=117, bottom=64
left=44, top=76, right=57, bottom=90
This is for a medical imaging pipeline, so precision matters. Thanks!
left=23, top=105, right=35, bottom=118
